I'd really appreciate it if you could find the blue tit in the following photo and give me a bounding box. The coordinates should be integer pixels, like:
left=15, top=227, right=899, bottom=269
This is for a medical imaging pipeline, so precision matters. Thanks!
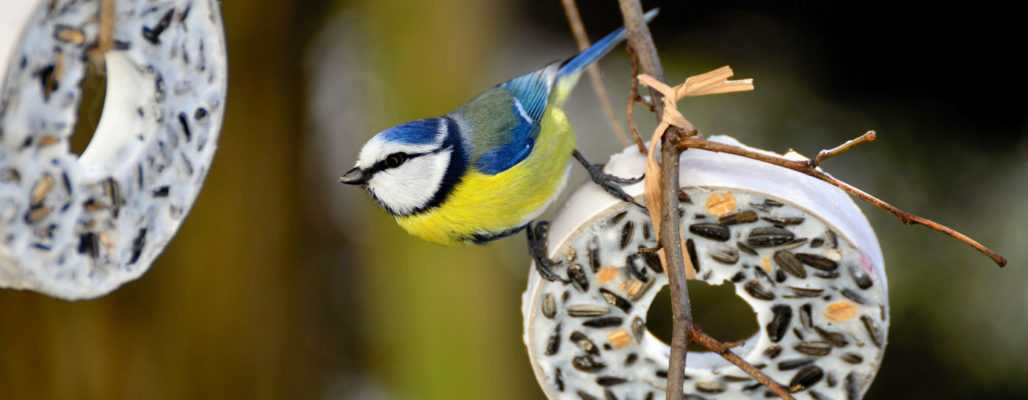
left=341, top=10, right=657, bottom=280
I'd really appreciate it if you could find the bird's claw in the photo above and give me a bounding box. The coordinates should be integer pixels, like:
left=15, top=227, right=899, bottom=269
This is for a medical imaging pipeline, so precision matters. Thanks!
left=573, top=150, right=647, bottom=210
left=526, top=221, right=569, bottom=283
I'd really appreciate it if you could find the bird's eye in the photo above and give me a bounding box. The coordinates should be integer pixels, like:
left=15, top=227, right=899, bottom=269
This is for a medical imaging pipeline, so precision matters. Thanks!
left=385, top=153, right=407, bottom=168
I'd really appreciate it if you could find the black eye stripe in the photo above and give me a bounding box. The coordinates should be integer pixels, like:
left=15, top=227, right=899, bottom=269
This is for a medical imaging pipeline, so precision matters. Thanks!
left=366, top=147, right=451, bottom=176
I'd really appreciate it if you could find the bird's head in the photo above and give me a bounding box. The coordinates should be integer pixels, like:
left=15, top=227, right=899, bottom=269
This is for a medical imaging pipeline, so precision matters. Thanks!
left=340, top=117, right=467, bottom=216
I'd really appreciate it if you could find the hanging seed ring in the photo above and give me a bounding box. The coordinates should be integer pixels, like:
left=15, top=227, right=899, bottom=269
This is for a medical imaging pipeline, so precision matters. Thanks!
left=0, top=0, right=227, bottom=299
left=522, top=137, right=889, bottom=399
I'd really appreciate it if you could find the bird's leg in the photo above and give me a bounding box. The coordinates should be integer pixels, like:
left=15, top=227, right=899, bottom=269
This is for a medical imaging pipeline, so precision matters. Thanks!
left=526, top=221, right=570, bottom=283
left=572, top=149, right=645, bottom=208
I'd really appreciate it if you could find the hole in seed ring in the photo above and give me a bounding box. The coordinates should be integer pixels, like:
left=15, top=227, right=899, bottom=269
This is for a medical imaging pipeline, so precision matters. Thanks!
left=647, top=282, right=757, bottom=348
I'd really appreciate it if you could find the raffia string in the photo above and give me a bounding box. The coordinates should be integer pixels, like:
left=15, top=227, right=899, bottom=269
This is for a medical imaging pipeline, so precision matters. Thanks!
left=639, top=66, right=754, bottom=280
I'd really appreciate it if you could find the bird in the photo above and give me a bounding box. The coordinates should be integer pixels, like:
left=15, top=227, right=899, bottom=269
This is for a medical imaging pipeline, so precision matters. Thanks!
left=340, top=10, right=657, bottom=281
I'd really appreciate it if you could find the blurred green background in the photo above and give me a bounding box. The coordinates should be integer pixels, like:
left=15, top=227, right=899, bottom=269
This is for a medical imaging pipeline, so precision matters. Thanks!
left=1, top=0, right=1025, bottom=399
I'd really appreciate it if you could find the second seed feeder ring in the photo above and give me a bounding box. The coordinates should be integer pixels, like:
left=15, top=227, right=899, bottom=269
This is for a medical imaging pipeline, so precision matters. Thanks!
left=523, top=136, right=889, bottom=399
left=0, top=0, right=227, bottom=299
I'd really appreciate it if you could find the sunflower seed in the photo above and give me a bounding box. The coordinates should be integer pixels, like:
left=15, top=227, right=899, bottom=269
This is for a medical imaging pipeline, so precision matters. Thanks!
left=686, top=239, right=701, bottom=272
left=737, top=241, right=758, bottom=256
left=625, top=278, right=655, bottom=301
left=569, top=263, right=589, bottom=292
left=572, top=355, right=606, bottom=372
left=767, top=305, right=792, bottom=342
left=800, top=304, right=813, bottom=329
left=584, top=317, right=623, bottom=328
left=841, top=353, right=863, bottom=364
left=861, top=315, right=884, bottom=348
left=731, top=271, right=747, bottom=283
left=723, top=375, right=754, bottom=382
left=555, top=367, right=565, bottom=391
left=620, top=221, right=635, bottom=249
left=625, top=353, right=638, bottom=366
left=814, top=327, right=849, bottom=347
left=696, top=381, right=725, bottom=394
left=631, top=317, right=645, bottom=341
left=774, top=250, right=806, bottom=278
left=841, top=288, right=867, bottom=305
left=787, top=287, right=823, bottom=298
left=710, top=246, right=740, bottom=265
left=810, top=238, right=825, bottom=248
left=778, top=358, right=814, bottom=371
left=745, top=281, right=775, bottom=301
left=600, top=288, right=632, bottom=313
left=610, top=210, right=628, bottom=225
left=789, top=366, right=824, bottom=390
left=568, top=304, right=610, bottom=318
left=826, top=230, right=838, bottom=249
left=719, top=210, right=758, bottom=225
left=747, top=227, right=795, bottom=247
left=814, top=270, right=840, bottom=279
left=762, top=216, right=805, bottom=226
left=588, top=237, right=601, bottom=272
left=625, top=254, right=648, bottom=281
left=642, top=251, right=663, bottom=273
left=849, top=265, right=873, bottom=290
left=571, top=331, right=600, bottom=355
left=795, top=253, right=838, bottom=271
left=576, top=390, right=599, bottom=400
left=689, top=223, right=730, bottom=241
left=795, top=341, right=832, bottom=356
left=597, top=376, right=627, bottom=386
left=542, top=293, right=556, bottom=318
left=764, top=345, right=782, bottom=359
left=545, top=323, right=562, bottom=355
left=845, top=373, right=864, bottom=400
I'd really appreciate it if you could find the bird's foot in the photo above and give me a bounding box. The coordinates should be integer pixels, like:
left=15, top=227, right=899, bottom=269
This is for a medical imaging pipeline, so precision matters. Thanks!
left=526, top=221, right=569, bottom=283
left=572, top=150, right=646, bottom=209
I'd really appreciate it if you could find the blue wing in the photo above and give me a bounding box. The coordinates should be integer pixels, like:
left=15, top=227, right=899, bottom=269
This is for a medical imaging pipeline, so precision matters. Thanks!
left=463, top=8, right=659, bottom=175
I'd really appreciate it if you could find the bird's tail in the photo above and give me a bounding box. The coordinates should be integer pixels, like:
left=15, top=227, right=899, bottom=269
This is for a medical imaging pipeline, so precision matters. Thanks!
left=552, top=8, right=659, bottom=104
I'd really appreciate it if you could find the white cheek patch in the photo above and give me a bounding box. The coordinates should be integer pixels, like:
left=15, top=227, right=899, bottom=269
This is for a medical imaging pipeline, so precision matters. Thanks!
left=368, top=150, right=452, bottom=215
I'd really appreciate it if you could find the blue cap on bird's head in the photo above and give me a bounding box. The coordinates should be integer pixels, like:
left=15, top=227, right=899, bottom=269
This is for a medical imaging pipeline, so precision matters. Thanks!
left=340, top=117, right=467, bottom=216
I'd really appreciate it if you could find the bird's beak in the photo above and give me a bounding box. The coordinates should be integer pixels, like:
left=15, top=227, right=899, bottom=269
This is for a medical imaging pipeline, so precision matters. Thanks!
left=339, top=167, right=368, bottom=185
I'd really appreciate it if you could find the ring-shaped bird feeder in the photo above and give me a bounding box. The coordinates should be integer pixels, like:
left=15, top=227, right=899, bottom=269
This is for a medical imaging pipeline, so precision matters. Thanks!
left=0, top=0, right=227, bottom=299
left=523, top=137, right=889, bottom=399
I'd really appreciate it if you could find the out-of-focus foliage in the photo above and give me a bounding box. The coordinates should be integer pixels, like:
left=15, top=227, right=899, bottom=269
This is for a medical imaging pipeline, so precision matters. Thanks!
left=1, top=1, right=1024, bottom=399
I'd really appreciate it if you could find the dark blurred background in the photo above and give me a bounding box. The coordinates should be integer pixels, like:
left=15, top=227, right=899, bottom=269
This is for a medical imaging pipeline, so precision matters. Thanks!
left=1, top=1, right=1025, bottom=399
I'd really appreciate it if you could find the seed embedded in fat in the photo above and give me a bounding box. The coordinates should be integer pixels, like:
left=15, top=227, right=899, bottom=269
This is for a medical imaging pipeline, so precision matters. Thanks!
left=825, top=300, right=859, bottom=322
left=597, top=266, right=619, bottom=284
left=608, top=329, right=633, bottom=349
left=705, top=191, right=737, bottom=217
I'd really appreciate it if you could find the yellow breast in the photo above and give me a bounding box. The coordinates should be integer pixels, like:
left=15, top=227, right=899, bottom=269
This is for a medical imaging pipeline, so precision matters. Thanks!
left=396, top=107, right=576, bottom=245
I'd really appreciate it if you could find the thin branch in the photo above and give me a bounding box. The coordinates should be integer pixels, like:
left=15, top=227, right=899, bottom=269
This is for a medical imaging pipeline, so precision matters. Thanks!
left=676, top=135, right=1008, bottom=267
left=689, top=327, right=793, bottom=399
left=560, top=0, right=631, bottom=147
left=625, top=45, right=650, bottom=153
left=814, top=130, right=876, bottom=166
left=616, top=2, right=692, bottom=400
left=90, top=0, right=115, bottom=69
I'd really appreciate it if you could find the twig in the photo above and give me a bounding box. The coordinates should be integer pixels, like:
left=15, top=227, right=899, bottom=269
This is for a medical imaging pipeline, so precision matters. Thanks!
left=89, top=0, right=115, bottom=70
left=625, top=45, right=649, bottom=153
left=676, top=135, right=1008, bottom=267
left=814, top=130, right=876, bottom=166
left=616, top=2, right=693, bottom=400
left=689, top=327, right=793, bottom=399
left=560, top=0, right=631, bottom=147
